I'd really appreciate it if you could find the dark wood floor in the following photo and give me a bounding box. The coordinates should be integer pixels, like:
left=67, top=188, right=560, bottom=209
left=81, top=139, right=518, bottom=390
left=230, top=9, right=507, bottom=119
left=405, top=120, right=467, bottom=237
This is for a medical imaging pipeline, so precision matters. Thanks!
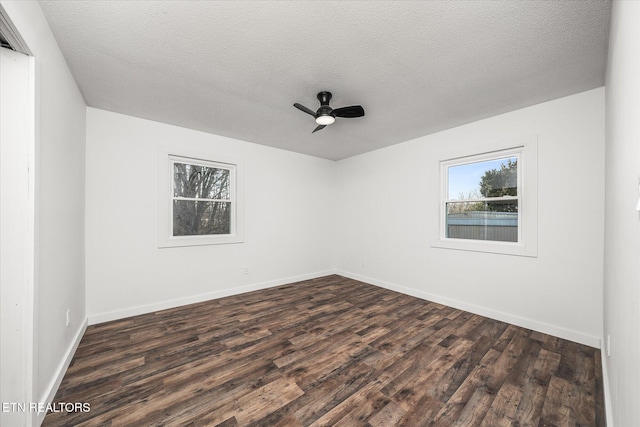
left=43, top=275, right=604, bottom=426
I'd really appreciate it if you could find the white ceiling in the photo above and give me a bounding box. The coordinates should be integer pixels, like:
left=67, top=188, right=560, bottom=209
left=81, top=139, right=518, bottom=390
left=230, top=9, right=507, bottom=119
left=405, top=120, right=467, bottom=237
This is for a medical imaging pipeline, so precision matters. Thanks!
left=39, top=1, right=611, bottom=161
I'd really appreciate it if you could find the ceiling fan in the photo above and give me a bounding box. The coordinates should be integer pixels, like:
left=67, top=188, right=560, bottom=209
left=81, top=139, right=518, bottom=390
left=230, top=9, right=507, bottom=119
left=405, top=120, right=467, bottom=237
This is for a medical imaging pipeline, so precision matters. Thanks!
left=293, top=91, right=365, bottom=133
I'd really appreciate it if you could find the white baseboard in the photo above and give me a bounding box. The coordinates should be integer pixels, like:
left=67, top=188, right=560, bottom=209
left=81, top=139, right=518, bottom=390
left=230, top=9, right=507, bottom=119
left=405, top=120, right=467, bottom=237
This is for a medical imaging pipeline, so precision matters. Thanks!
left=34, top=318, right=88, bottom=426
left=337, top=270, right=601, bottom=348
left=88, top=270, right=337, bottom=325
left=600, top=338, right=614, bottom=427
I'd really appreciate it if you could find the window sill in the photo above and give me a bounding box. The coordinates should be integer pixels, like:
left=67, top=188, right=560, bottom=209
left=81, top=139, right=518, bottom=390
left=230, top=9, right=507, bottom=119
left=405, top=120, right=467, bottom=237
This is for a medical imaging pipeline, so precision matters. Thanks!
left=159, top=234, right=244, bottom=248
left=432, top=238, right=537, bottom=257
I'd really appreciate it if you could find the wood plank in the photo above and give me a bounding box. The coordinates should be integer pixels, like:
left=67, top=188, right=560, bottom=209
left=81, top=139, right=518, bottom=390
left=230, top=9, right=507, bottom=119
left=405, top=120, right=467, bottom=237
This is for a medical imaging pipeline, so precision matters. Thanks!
left=480, top=337, right=543, bottom=426
left=513, top=348, right=562, bottom=426
left=41, top=275, right=604, bottom=427
left=395, top=393, right=443, bottom=426
left=368, top=400, right=407, bottom=427
left=216, top=377, right=304, bottom=425
left=390, top=338, right=476, bottom=411
left=539, top=375, right=596, bottom=426
left=308, top=381, right=381, bottom=427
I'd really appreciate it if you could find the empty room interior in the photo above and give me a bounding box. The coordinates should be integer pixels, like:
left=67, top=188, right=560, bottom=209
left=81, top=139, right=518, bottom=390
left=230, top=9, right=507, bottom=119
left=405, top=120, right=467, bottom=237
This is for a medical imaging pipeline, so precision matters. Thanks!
left=0, top=1, right=638, bottom=426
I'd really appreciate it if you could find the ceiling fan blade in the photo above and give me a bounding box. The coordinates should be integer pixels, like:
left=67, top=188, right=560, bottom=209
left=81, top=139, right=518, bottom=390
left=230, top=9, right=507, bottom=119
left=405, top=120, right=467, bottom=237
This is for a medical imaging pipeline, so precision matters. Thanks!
left=312, top=125, right=326, bottom=133
left=332, top=105, right=365, bottom=118
left=294, top=103, right=317, bottom=117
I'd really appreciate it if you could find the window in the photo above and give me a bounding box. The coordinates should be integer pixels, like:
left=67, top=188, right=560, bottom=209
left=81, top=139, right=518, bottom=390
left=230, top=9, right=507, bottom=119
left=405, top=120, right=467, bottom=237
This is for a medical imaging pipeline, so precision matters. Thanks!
left=434, top=138, right=537, bottom=257
left=172, top=159, right=233, bottom=236
left=445, top=152, right=520, bottom=243
left=159, top=152, right=243, bottom=247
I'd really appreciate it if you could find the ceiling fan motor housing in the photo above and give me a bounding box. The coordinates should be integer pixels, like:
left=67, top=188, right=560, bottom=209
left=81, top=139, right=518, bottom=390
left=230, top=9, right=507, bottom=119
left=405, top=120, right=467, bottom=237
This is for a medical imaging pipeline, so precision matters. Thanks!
left=316, top=92, right=334, bottom=119
left=317, top=91, right=333, bottom=105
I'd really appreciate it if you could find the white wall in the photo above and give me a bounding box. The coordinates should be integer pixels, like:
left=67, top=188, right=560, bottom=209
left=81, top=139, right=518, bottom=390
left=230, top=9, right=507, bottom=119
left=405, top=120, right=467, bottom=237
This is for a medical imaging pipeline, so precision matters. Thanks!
left=85, top=108, right=335, bottom=321
left=335, top=88, right=605, bottom=347
left=603, top=1, right=640, bottom=426
left=0, top=0, right=87, bottom=422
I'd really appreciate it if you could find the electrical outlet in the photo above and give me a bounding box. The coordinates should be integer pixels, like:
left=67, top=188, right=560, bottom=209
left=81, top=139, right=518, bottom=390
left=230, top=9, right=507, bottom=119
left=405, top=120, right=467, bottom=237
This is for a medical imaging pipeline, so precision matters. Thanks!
left=65, top=309, right=70, bottom=327
left=607, top=335, right=611, bottom=357
left=362, top=259, right=367, bottom=267
left=243, top=266, right=250, bottom=275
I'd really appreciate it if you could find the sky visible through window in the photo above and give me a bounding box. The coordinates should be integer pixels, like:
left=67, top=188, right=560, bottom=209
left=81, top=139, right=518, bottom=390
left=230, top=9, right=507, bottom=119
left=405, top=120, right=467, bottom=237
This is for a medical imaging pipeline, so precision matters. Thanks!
left=448, top=157, right=517, bottom=199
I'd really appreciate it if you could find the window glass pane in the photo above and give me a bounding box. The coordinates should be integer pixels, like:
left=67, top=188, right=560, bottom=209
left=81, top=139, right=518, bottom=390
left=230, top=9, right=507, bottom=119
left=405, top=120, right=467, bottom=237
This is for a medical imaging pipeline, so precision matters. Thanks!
left=173, top=163, right=230, bottom=200
left=448, top=157, right=517, bottom=200
left=173, top=200, right=231, bottom=236
left=446, top=200, right=518, bottom=242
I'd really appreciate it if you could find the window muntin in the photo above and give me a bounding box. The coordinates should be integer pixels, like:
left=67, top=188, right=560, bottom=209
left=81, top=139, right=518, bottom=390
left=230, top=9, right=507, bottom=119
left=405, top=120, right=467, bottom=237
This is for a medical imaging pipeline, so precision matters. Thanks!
left=443, top=151, right=521, bottom=243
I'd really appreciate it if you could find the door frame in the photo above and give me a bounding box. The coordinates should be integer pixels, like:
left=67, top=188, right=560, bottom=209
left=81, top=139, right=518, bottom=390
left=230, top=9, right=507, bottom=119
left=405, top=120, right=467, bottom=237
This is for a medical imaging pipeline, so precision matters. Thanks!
left=0, top=6, right=36, bottom=426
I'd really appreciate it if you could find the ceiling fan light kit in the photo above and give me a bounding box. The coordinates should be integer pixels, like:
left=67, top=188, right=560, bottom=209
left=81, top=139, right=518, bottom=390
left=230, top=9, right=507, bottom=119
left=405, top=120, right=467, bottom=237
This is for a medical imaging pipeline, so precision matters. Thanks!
left=315, top=115, right=335, bottom=125
left=294, top=91, right=364, bottom=133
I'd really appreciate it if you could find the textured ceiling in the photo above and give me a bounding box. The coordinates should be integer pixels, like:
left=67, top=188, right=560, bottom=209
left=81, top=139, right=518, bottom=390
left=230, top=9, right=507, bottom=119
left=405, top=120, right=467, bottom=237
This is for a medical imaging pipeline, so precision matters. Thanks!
left=39, top=1, right=611, bottom=160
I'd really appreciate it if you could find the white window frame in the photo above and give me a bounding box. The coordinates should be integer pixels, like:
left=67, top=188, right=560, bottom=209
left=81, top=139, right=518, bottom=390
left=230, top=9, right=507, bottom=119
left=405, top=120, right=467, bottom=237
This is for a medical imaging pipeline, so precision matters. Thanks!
left=158, top=150, right=244, bottom=248
left=432, top=136, right=538, bottom=257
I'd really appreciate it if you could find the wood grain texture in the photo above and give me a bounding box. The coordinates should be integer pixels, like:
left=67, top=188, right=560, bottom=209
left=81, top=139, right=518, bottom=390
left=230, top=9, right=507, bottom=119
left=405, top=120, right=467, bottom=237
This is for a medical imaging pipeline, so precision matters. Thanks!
left=43, top=275, right=604, bottom=426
